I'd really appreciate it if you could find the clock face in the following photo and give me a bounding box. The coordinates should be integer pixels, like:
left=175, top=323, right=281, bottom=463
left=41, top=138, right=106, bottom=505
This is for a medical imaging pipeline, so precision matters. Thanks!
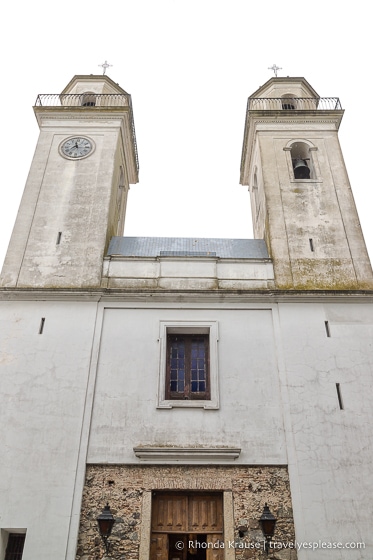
left=60, top=137, right=93, bottom=159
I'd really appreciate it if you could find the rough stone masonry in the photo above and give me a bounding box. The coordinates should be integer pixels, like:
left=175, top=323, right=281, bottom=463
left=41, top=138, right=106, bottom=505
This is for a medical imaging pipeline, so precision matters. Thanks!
left=76, top=465, right=297, bottom=560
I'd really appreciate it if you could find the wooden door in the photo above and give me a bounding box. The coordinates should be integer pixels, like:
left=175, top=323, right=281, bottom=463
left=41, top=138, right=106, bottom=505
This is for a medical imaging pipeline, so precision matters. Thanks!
left=151, top=534, right=169, bottom=560
left=206, top=534, right=224, bottom=560
left=188, top=494, right=222, bottom=532
left=152, top=493, right=188, bottom=532
left=150, top=493, right=223, bottom=560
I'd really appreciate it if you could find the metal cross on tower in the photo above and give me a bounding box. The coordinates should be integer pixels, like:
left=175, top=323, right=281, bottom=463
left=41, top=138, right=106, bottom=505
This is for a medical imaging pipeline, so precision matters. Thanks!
left=98, top=60, right=113, bottom=75
left=268, top=64, right=282, bottom=77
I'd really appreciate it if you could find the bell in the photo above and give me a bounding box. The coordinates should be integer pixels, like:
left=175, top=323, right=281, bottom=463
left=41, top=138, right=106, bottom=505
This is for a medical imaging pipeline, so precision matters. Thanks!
left=293, top=158, right=310, bottom=179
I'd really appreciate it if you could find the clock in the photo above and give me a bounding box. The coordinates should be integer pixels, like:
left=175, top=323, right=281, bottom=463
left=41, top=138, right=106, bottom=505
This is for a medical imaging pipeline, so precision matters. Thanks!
left=60, top=136, right=94, bottom=159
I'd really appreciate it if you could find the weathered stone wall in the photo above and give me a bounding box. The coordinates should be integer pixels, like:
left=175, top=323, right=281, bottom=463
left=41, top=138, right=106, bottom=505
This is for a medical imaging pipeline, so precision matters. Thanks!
left=76, top=465, right=296, bottom=560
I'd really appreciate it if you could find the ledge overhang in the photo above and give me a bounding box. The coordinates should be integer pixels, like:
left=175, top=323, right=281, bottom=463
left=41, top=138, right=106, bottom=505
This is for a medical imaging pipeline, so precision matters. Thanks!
left=133, top=446, right=241, bottom=462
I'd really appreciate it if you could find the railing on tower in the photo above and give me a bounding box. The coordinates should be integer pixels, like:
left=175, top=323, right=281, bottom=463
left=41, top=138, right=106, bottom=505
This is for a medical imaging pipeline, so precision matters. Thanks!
left=35, top=94, right=139, bottom=172
left=247, top=97, right=342, bottom=111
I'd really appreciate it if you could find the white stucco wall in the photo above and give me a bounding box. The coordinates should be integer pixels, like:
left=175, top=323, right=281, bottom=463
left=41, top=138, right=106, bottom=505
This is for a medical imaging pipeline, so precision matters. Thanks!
left=0, top=300, right=98, bottom=560
left=87, top=304, right=286, bottom=464
left=278, top=301, right=373, bottom=559
left=1, top=296, right=372, bottom=559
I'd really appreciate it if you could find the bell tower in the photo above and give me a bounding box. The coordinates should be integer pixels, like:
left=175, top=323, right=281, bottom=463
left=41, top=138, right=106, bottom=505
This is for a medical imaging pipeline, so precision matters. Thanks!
left=0, top=75, right=138, bottom=289
left=240, top=77, right=373, bottom=290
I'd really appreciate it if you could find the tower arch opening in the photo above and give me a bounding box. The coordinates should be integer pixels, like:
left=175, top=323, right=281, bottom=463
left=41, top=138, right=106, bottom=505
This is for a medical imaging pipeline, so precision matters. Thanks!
left=80, top=92, right=96, bottom=106
left=281, top=93, right=297, bottom=110
left=290, top=141, right=314, bottom=179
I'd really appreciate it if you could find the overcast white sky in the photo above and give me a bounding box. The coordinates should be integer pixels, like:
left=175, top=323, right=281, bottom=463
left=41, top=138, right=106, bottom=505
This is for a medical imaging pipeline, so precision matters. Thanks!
left=1, top=1, right=372, bottom=269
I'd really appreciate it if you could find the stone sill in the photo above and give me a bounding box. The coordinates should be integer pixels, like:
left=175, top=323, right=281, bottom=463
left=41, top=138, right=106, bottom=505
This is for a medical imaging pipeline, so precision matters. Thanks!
left=133, top=447, right=241, bottom=462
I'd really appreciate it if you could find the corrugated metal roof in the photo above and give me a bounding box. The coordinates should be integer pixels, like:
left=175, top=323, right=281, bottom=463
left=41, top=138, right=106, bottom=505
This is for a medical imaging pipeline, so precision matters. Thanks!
left=107, top=237, right=269, bottom=259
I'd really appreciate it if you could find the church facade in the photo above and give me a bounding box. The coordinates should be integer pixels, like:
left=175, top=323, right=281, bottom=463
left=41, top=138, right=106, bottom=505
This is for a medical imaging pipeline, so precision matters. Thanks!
left=1, top=75, right=372, bottom=560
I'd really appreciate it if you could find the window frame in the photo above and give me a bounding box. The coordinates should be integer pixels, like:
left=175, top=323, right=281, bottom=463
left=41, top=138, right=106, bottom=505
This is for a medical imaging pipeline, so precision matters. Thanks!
left=157, top=321, right=219, bottom=409
left=166, top=333, right=210, bottom=400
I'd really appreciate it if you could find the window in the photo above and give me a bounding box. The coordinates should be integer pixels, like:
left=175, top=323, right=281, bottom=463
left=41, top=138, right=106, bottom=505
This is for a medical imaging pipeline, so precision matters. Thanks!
left=166, top=334, right=209, bottom=400
left=5, top=534, right=25, bottom=560
left=157, top=321, right=219, bottom=409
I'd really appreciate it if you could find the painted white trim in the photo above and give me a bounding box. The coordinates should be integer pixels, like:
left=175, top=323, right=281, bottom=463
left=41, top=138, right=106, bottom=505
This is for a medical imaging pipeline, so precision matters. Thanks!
left=157, top=320, right=219, bottom=409
left=133, top=447, right=241, bottom=462
left=64, top=303, right=105, bottom=560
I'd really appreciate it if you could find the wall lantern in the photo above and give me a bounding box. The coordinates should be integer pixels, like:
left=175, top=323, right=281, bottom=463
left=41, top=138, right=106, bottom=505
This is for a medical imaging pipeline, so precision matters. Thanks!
left=259, top=503, right=277, bottom=555
left=97, top=503, right=115, bottom=553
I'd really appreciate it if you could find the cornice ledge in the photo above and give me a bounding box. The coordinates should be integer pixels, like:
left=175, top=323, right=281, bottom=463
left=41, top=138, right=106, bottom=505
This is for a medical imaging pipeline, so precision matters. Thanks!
left=1, top=288, right=373, bottom=303
left=34, top=106, right=129, bottom=113
left=0, top=288, right=104, bottom=302
left=133, top=446, right=241, bottom=462
left=247, top=109, right=344, bottom=118
left=104, top=290, right=373, bottom=305
left=35, top=113, right=129, bottom=123
left=105, top=255, right=272, bottom=263
left=251, top=118, right=340, bottom=126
